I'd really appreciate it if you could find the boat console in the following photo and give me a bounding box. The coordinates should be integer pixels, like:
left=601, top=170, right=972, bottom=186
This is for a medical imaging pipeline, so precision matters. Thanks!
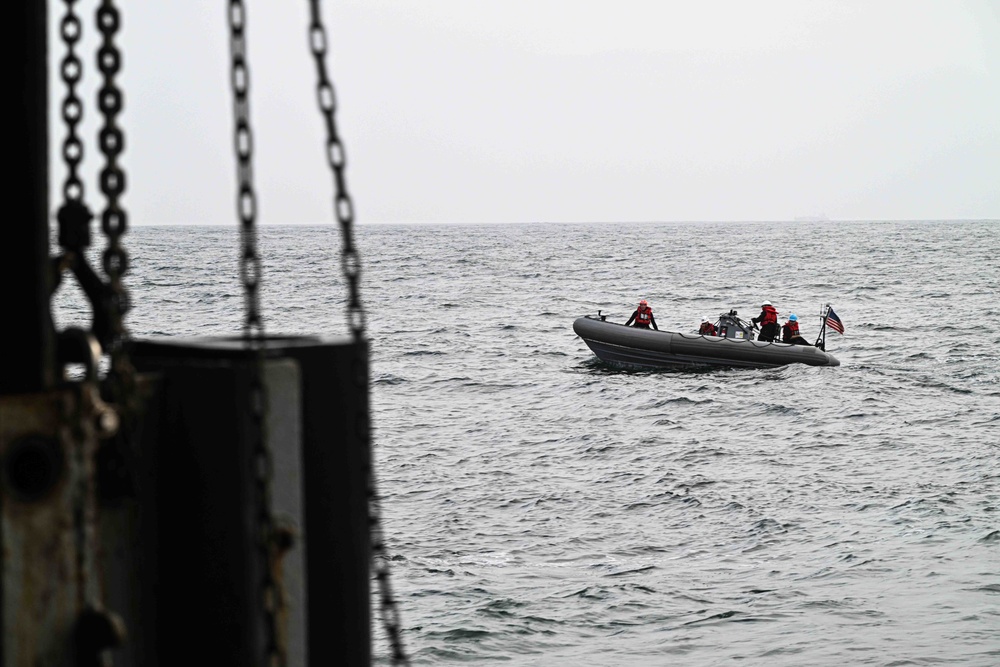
left=716, top=310, right=754, bottom=340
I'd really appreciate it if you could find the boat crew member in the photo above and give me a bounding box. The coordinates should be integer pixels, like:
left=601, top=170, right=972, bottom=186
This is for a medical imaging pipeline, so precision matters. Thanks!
left=698, top=316, right=717, bottom=336
left=625, top=299, right=658, bottom=330
left=781, top=314, right=810, bottom=345
left=752, top=301, right=779, bottom=342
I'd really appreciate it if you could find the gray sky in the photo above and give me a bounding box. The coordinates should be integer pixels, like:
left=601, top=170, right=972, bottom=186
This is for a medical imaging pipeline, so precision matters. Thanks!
left=51, top=0, right=999, bottom=224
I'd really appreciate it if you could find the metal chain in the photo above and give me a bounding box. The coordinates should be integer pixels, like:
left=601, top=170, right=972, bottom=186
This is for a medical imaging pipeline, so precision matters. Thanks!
left=69, top=386, right=92, bottom=609
left=306, top=0, right=366, bottom=339
left=307, top=4, right=410, bottom=665
left=59, top=0, right=86, bottom=204
left=227, top=3, right=284, bottom=666
left=95, top=0, right=137, bottom=413
left=368, top=477, right=411, bottom=666
left=55, top=2, right=99, bottom=637
left=229, top=0, right=264, bottom=342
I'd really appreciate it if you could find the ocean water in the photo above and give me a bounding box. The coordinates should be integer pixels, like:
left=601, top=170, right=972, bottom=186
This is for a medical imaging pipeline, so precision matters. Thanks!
left=53, top=220, right=1000, bottom=665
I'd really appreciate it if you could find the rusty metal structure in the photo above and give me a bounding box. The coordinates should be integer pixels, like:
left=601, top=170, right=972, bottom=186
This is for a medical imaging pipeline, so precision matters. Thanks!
left=2, top=3, right=401, bottom=665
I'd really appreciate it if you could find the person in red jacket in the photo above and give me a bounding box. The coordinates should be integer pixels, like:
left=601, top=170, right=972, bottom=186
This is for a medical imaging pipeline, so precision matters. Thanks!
left=625, top=299, right=658, bottom=330
left=752, top=301, right=779, bottom=342
left=781, top=313, right=810, bottom=345
left=698, top=316, right=717, bottom=336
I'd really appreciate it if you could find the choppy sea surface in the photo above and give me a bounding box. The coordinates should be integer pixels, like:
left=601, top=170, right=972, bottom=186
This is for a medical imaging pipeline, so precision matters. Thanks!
left=55, top=220, right=1000, bottom=665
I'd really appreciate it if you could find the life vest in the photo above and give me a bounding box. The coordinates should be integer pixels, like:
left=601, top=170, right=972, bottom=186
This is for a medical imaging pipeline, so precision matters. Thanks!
left=636, top=305, right=652, bottom=326
left=760, top=304, right=778, bottom=325
left=699, top=322, right=716, bottom=335
left=785, top=320, right=799, bottom=336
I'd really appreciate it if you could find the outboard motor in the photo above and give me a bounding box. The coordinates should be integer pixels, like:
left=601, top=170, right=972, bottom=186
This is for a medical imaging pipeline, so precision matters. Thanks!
left=716, top=309, right=754, bottom=340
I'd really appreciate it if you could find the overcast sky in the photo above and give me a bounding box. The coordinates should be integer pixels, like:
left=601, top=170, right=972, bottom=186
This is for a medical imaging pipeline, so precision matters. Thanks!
left=50, top=0, right=999, bottom=224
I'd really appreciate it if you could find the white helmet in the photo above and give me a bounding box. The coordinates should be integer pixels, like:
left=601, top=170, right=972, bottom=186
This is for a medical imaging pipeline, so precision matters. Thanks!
left=701, top=316, right=709, bottom=323
left=761, top=300, right=772, bottom=307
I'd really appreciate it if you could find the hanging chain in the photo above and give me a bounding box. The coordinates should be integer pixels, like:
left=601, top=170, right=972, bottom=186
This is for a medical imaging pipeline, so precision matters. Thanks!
left=368, top=477, right=411, bottom=666
left=94, top=0, right=137, bottom=415
left=307, top=0, right=366, bottom=339
left=57, top=0, right=99, bottom=625
left=227, top=3, right=284, bottom=666
left=56, top=0, right=97, bottom=265
left=59, top=0, right=86, bottom=205
left=307, top=4, right=410, bottom=665
left=229, top=0, right=264, bottom=342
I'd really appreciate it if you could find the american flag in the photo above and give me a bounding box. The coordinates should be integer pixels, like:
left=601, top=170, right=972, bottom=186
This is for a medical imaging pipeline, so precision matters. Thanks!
left=826, top=307, right=845, bottom=334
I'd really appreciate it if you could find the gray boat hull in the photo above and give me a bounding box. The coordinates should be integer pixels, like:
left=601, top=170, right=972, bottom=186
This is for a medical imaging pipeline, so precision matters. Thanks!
left=574, top=316, right=840, bottom=369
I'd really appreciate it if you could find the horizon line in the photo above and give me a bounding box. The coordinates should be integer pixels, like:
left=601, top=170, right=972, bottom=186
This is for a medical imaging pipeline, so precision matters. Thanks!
left=116, top=218, right=999, bottom=227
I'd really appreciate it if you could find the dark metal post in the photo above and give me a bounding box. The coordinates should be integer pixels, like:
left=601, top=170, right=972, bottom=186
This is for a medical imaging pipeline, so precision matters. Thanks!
left=129, top=336, right=373, bottom=666
left=814, top=305, right=829, bottom=349
left=4, top=2, right=55, bottom=393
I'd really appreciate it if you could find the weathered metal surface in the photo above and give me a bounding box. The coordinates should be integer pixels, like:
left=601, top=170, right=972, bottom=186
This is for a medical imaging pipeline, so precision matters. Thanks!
left=128, top=342, right=312, bottom=665
left=1, top=386, right=104, bottom=667
left=265, top=361, right=307, bottom=665
left=285, top=339, right=372, bottom=667
left=130, top=335, right=371, bottom=666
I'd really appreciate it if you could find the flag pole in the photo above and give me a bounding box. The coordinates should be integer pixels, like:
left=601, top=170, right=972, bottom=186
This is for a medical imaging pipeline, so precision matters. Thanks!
left=815, top=303, right=829, bottom=349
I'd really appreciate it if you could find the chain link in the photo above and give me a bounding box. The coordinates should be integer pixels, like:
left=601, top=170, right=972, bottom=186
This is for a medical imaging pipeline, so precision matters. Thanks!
left=368, top=476, right=411, bottom=666
left=307, top=1, right=366, bottom=339
left=59, top=0, right=86, bottom=204
left=307, top=4, right=410, bottom=665
left=229, top=0, right=264, bottom=342
left=57, top=0, right=97, bottom=623
left=94, top=0, right=138, bottom=416
left=227, top=3, right=284, bottom=665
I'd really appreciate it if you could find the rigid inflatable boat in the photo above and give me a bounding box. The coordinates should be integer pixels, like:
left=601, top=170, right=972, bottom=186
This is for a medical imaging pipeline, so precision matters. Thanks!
left=574, top=310, right=840, bottom=369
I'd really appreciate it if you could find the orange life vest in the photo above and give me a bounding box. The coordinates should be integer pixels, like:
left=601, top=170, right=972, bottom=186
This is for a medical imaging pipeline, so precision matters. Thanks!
left=636, top=305, right=652, bottom=326
left=761, top=304, right=778, bottom=325
left=699, top=322, right=716, bottom=335
left=785, top=320, right=799, bottom=336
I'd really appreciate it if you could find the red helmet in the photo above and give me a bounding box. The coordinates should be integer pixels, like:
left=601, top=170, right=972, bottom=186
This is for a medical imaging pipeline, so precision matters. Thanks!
left=639, top=299, right=648, bottom=307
